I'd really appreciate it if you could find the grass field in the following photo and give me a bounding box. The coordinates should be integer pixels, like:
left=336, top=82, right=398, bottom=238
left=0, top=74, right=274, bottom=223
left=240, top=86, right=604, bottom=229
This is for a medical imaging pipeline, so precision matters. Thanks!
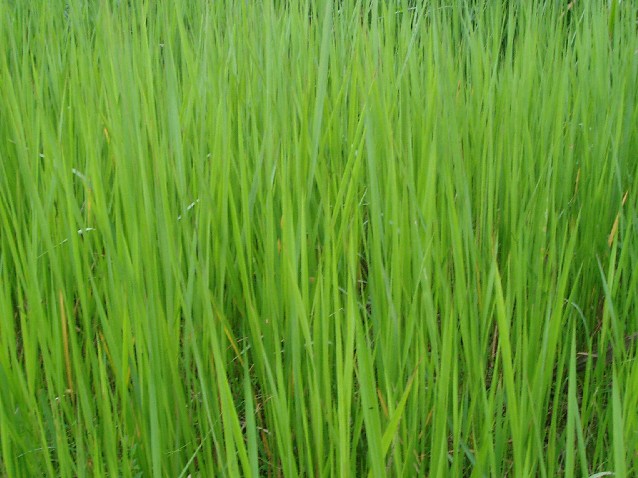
left=1, top=0, right=637, bottom=476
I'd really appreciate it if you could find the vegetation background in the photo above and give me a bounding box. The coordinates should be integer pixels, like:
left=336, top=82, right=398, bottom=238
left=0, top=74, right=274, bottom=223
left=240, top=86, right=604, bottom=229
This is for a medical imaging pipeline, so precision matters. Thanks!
left=0, top=0, right=637, bottom=476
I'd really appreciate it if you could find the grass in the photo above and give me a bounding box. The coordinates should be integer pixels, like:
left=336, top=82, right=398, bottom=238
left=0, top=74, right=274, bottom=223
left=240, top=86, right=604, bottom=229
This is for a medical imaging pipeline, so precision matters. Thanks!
left=0, top=0, right=637, bottom=476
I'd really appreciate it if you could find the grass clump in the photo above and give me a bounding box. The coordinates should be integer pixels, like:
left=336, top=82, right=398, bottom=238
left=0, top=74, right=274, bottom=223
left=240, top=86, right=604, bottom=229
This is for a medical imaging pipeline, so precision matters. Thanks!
left=0, top=0, right=637, bottom=476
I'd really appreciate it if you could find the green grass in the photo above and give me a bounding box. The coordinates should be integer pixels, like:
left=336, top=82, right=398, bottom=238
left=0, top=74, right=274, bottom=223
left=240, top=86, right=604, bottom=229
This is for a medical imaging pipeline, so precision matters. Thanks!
left=0, top=0, right=637, bottom=476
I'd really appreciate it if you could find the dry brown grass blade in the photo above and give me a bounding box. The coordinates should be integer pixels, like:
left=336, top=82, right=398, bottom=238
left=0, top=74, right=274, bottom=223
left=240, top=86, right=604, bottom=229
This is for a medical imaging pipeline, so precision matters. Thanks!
left=576, top=332, right=638, bottom=373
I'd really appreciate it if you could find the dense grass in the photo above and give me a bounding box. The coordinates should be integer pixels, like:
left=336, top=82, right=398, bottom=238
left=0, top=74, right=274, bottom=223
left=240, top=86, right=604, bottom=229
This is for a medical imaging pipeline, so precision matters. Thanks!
left=1, top=0, right=637, bottom=476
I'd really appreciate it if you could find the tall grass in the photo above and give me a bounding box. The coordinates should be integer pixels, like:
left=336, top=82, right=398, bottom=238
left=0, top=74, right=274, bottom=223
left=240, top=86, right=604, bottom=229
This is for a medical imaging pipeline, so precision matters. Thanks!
left=0, top=0, right=637, bottom=476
